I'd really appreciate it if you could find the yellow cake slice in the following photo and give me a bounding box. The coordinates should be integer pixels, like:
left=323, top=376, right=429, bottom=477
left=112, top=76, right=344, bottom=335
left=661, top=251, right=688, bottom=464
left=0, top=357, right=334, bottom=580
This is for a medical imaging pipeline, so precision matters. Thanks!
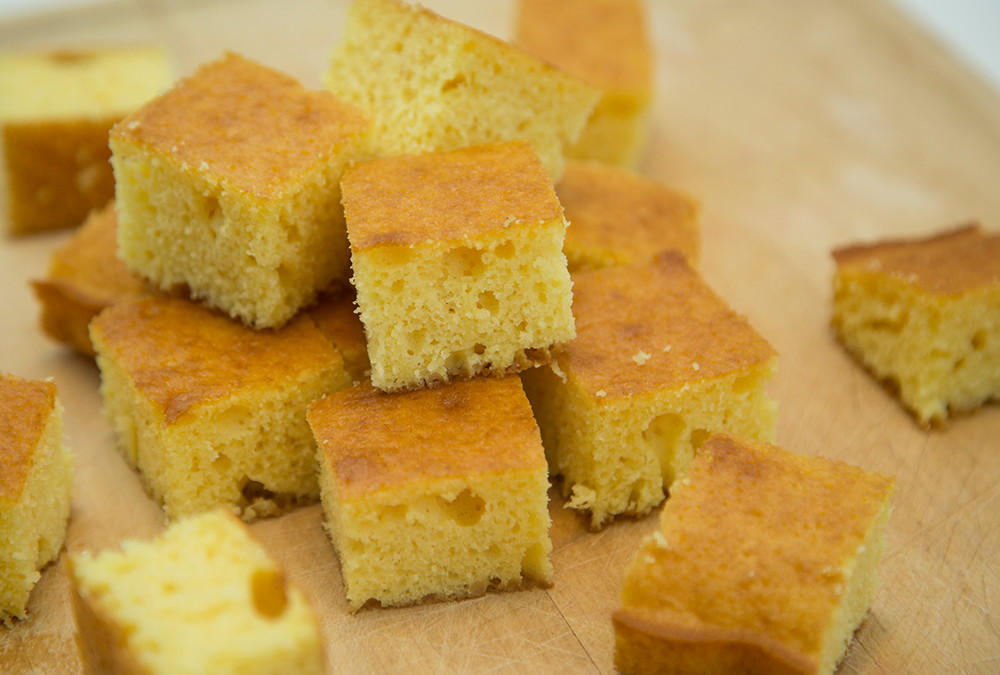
left=0, top=46, right=172, bottom=235
left=557, top=159, right=700, bottom=272
left=521, top=252, right=777, bottom=528
left=614, top=434, right=896, bottom=675
left=306, top=288, right=370, bottom=383
left=111, top=52, right=370, bottom=328
left=308, top=376, right=553, bottom=611
left=90, top=296, right=351, bottom=521
left=31, top=201, right=150, bottom=357
left=343, top=141, right=575, bottom=392
left=69, top=510, right=324, bottom=674
left=515, top=0, right=652, bottom=167
left=324, top=0, right=598, bottom=180
left=0, top=373, right=73, bottom=625
left=832, top=223, right=1000, bottom=426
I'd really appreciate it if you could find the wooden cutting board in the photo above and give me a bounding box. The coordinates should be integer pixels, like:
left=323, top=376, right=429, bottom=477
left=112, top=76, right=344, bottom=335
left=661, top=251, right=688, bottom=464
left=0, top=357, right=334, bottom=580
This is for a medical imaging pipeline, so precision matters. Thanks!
left=2, top=0, right=999, bottom=672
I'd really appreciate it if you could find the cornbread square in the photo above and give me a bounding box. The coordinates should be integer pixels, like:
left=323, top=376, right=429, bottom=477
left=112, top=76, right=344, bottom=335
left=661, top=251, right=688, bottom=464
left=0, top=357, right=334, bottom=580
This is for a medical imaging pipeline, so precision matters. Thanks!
left=69, top=510, right=324, bottom=675
left=324, top=0, right=598, bottom=180
left=110, top=52, right=370, bottom=329
left=516, top=0, right=652, bottom=167
left=557, top=159, right=700, bottom=273
left=0, top=46, right=172, bottom=235
left=0, top=374, right=73, bottom=625
left=90, top=296, right=351, bottom=521
left=521, top=252, right=777, bottom=528
left=306, top=288, right=370, bottom=382
left=614, top=434, right=896, bottom=675
left=308, top=377, right=553, bottom=611
left=31, top=202, right=149, bottom=357
left=343, top=141, right=575, bottom=392
left=832, top=224, right=1000, bottom=426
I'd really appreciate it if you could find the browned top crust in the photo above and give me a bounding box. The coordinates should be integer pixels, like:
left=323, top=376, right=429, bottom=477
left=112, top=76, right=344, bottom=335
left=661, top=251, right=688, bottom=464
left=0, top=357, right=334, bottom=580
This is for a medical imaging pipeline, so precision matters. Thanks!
left=564, top=252, right=775, bottom=400
left=557, top=160, right=699, bottom=268
left=615, top=434, right=895, bottom=671
left=0, top=374, right=56, bottom=501
left=515, top=0, right=651, bottom=93
left=33, top=201, right=148, bottom=309
left=110, top=52, right=369, bottom=199
left=832, top=222, right=1000, bottom=295
left=342, top=141, right=563, bottom=249
left=308, top=376, right=545, bottom=499
left=89, top=296, right=341, bottom=424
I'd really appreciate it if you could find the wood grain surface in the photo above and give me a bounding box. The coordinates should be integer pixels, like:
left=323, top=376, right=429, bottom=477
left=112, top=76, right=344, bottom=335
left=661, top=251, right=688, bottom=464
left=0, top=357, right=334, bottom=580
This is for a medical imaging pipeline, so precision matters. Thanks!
left=2, top=1, right=999, bottom=673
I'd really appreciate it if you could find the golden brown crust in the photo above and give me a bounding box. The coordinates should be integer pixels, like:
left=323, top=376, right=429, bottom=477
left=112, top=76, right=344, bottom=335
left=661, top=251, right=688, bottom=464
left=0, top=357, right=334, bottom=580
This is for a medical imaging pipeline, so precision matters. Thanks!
left=31, top=202, right=149, bottom=356
left=515, top=0, right=652, bottom=93
left=308, top=377, right=546, bottom=500
left=4, top=117, right=118, bottom=235
left=565, top=251, right=775, bottom=399
left=111, top=52, right=368, bottom=200
left=342, top=141, right=563, bottom=249
left=557, top=160, right=700, bottom=269
left=0, top=374, right=56, bottom=501
left=617, top=434, right=895, bottom=674
left=89, top=296, right=340, bottom=424
left=832, top=222, right=1000, bottom=295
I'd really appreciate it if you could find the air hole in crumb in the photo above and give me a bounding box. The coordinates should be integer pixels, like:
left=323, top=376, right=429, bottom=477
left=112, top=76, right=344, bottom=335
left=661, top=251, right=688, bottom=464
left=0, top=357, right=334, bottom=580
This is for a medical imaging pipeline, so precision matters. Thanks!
left=972, top=331, right=986, bottom=350
left=204, top=195, right=220, bottom=220
left=731, top=374, right=757, bottom=395
left=391, top=279, right=405, bottom=294
left=477, top=290, right=499, bottom=314
left=241, top=478, right=275, bottom=503
left=441, top=73, right=467, bottom=92
left=446, top=246, right=484, bottom=276
left=494, top=241, right=516, bottom=259
left=437, top=488, right=485, bottom=526
left=474, top=343, right=486, bottom=355
left=953, top=357, right=966, bottom=371
left=534, top=282, right=548, bottom=303
left=251, top=568, right=288, bottom=619
left=690, top=429, right=711, bottom=450
left=211, top=453, right=232, bottom=472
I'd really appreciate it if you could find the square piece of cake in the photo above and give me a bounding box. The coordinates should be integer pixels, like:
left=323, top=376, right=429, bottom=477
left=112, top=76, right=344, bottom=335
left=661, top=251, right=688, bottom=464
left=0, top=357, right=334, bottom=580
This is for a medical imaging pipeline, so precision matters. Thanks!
left=69, top=510, right=324, bottom=674
left=0, top=46, right=172, bottom=235
left=557, top=159, right=700, bottom=273
left=90, top=296, right=351, bottom=521
left=521, top=252, right=777, bottom=528
left=110, top=52, right=370, bottom=328
left=613, top=434, right=896, bottom=675
left=31, top=201, right=149, bottom=357
left=308, top=376, right=553, bottom=611
left=343, top=141, right=575, bottom=392
left=832, top=223, right=1000, bottom=426
left=323, top=0, right=598, bottom=180
left=0, top=373, right=73, bottom=625
left=515, top=0, right=652, bottom=167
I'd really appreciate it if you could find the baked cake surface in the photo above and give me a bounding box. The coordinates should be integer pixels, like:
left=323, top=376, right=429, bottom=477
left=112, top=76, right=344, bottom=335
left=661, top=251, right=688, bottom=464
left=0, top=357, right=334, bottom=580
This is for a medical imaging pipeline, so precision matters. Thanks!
left=306, top=288, right=369, bottom=383
left=614, top=434, right=896, bottom=675
left=521, top=252, right=776, bottom=528
left=557, top=159, right=700, bottom=272
left=0, top=374, right=73, bottom=625
left=308, top=376, right=553, bottom=610
left=110, top=51, right=370, bottom=328
left=69, top=510, right=324, bottom=674
left=323, top=0, right=598, bottom=180
left=832, top=223, right=1000, bottom=426
left=515, top=0, right=652, bottom=166
left=90, top=296, right=350, bottom=521
left=343, top=141, right=575, bottom=392
left=31, top=201, right=149, bottom=357
left=0, top=46, right=172, bottom=235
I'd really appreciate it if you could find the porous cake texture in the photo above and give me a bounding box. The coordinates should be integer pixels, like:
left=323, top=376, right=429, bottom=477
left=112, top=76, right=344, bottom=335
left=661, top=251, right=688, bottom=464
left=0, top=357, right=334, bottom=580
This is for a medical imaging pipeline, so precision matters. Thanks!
left=557, top=159, right=700, bottom=272
left=308, top=376, right=553, bottom=611
left=31, top=202, right=149, bottom=357
left=110, top=52, right=370, bottom=329
left=832, top=223, right=1000, bottom=426
left=343, top=141, right=575, bottom=392
left=0, top=374, right=73, bottom=625
left=614, top=434, right=896, bottom=675
left=307, top=288, right=370, bottom=383
left=521, top=252, right=777, bottom=528
left=0, top=46, right=172, bottom=235
left=90, top=296, right=351, bottom=521
left=515, top=0, right=652, bottom=167
left=69, top=510, right=324, bottom=675
left=324, top=0, right=599, bottom=180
